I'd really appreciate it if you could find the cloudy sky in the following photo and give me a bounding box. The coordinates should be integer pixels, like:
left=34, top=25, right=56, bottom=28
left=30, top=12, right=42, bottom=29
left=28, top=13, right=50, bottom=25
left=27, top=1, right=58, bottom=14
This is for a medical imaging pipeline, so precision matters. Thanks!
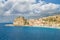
left=0, top=0, right=60, bottom=23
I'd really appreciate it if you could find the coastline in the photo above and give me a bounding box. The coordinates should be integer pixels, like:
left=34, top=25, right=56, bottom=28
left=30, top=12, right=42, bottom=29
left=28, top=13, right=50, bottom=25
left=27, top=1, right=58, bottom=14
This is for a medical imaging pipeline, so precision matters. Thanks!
left=5, top=24, right=60, bottom=29
left=4, top=15, right=60, bottom=29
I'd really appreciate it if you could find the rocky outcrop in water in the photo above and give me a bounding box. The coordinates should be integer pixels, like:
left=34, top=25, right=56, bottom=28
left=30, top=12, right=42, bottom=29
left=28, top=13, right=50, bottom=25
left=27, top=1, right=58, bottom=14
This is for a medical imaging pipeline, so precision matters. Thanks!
left=13, top=16, right=29, bottom=26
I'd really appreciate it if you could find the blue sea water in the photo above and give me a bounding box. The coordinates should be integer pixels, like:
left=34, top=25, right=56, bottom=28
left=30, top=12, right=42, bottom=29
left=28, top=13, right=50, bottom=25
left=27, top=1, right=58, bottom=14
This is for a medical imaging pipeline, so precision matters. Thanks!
left=0, top=23, right=60, bottom=40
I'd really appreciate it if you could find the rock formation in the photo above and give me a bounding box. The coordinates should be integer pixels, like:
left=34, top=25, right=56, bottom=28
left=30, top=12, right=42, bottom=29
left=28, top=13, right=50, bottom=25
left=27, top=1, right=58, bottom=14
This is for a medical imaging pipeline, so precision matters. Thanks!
left=13, top=15, right=60, bottom=27
left=13, top=16, right=29, bottom=26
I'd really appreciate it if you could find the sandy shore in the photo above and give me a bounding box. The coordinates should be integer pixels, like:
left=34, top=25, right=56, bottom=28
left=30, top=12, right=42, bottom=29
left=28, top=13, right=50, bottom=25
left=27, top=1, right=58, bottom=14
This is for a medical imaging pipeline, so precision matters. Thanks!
left=5, top=24, right=60, bottom=29
left=5, top=24, right=14, bottom=26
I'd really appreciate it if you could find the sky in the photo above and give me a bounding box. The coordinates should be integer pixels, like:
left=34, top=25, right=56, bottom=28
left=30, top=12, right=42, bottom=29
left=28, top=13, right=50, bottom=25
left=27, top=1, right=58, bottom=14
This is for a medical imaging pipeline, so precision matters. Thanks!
left=0, top=0, right=60, bottom=23
left=44, top=0, right=60, bottom=4
left=1, top=0, right=60, bottom=4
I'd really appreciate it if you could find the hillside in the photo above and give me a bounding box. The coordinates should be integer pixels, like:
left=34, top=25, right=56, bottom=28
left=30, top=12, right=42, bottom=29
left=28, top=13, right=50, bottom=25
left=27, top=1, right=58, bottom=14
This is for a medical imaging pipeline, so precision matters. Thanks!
left=13, top=15, right=60, bottom=27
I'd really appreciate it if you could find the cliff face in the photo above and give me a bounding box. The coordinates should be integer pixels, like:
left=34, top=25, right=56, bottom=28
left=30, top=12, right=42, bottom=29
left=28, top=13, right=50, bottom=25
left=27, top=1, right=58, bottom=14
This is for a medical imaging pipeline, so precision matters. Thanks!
left=41, top=15, right=60, bottom=26
left=13, top=15, right=60, bottom=27
left=13, top=16, right=28, bottom=26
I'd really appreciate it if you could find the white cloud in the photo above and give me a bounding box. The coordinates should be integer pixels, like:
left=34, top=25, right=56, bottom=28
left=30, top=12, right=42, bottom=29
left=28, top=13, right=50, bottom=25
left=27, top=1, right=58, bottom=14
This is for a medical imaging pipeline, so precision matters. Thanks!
left=27, top=2, right=60, bottom=16
left=8, top=0, right=36, bottom=3
left=4, top=10, right=11, bottom=16
left=0, top=1, right=4, bottom=7
left=0, top=0, right=60, bottom=23
left=13, top=2, right=29, bottom=13
left=40, top=3, right=60, bottom=11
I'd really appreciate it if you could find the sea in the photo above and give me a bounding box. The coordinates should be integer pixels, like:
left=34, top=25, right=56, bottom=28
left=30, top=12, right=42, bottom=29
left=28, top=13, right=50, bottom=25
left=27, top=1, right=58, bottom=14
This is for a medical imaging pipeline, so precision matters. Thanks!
left=0, top=23, right=60, bottom=40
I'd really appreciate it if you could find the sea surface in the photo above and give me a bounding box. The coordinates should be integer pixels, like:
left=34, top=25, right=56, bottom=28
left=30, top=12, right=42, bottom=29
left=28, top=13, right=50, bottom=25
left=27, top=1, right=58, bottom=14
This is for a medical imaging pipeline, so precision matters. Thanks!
left=0, top=23, right=60, bottom=40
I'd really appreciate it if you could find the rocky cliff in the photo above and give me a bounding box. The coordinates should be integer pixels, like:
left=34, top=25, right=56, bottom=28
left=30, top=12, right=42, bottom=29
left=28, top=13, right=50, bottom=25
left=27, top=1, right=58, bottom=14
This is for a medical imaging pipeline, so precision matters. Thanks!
left=13, top=15, right=60, bottom=27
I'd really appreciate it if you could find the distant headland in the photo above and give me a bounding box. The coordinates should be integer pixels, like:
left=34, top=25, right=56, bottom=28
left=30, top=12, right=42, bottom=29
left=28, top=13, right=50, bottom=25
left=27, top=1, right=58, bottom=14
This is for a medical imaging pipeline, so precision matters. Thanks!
left=13, top=15, right=60, bottom=27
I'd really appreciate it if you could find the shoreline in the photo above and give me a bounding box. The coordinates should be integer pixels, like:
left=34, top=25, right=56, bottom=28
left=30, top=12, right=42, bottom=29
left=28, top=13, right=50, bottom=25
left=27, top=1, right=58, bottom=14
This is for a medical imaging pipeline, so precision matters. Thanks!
left=5, top=24, right=60, bottom=29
